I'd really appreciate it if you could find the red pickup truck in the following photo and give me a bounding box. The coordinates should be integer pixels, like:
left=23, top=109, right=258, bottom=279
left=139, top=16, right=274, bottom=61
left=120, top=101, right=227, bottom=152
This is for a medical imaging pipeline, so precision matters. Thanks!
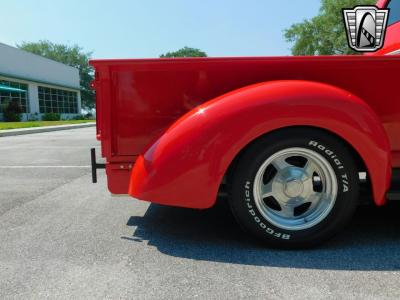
left=90, top=0, right=400, bottom=248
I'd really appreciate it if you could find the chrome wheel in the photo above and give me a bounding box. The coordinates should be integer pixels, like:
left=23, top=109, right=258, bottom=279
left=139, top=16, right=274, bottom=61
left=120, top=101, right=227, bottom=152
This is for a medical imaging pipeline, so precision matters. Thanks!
left=253, top=147, right=338, bottom=231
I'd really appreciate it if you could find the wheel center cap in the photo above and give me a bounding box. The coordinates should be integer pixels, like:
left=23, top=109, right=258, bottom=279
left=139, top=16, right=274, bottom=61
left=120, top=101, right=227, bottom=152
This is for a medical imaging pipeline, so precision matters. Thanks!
left=284, top=179, right=304, bottom=198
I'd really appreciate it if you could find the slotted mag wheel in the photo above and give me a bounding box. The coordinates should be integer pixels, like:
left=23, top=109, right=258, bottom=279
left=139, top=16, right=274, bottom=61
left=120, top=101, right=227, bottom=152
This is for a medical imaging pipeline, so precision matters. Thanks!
left=253, top=147, right=338, bottom=231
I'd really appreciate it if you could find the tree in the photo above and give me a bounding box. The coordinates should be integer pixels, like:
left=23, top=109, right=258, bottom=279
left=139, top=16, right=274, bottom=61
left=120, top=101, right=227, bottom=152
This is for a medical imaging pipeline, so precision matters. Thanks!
left=17, top=40, right=95, bottom=109
left=160, top=46, right=207, bottom=58
left=2, top=100, right=22, bottom=122
left=284, top=0, right=376, bottom=55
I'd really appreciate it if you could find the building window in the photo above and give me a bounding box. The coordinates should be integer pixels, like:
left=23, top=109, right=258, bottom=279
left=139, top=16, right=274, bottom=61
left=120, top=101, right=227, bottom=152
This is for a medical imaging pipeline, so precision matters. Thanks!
left=38, top=86, right=78, bottom=114
left=0, top=79, right=29, bottom=113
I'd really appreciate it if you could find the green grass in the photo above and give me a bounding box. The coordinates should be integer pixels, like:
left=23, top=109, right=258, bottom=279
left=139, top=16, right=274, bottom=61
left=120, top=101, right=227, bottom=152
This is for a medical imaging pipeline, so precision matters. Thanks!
left=0, top=120, right=95, bottom=130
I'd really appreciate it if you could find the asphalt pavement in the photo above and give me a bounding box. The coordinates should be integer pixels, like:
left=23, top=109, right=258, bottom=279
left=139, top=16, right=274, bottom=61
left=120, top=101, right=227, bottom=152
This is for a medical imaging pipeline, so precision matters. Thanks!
left=1, top=127, right=400, bottom=299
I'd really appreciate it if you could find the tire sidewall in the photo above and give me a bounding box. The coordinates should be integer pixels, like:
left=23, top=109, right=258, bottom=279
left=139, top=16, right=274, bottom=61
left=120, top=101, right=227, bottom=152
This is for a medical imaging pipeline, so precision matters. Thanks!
left=230, top=129, right=359, bottom=247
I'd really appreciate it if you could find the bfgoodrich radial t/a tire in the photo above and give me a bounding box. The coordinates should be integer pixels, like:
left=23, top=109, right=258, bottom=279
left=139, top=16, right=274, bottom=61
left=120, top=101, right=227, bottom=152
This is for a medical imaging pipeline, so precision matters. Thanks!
left=229, top=127, right=360, bottom=248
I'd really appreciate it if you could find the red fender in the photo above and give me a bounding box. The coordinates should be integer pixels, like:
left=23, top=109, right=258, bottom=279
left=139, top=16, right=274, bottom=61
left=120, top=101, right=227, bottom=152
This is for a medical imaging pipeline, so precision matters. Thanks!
left=128, top=81, right=391, bottom=208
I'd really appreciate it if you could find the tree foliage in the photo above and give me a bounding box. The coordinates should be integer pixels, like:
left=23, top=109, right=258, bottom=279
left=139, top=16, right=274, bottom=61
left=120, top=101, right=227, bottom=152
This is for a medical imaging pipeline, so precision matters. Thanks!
left=160, top=46, right=207, bottom=58
left=2, top=100, right=22, bottom=122
left=284, top=0, right=376, bottom=55
left=17, top=40, right=95, bottom=109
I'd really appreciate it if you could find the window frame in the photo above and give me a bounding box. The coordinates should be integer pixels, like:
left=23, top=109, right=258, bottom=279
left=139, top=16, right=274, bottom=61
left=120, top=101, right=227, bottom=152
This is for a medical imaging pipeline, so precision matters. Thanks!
left=0, top=79, right=29, bottom=113
left=38, top=86, right=78, bottom=114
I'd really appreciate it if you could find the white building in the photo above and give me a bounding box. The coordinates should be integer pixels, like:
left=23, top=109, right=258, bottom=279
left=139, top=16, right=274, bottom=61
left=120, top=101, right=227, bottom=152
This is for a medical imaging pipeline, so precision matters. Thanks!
left=0, top=42, right=81, bottom=121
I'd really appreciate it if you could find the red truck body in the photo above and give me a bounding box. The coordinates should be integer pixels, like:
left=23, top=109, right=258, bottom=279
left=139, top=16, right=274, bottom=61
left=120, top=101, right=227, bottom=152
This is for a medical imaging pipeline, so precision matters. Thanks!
left=90, top=0, right=400, bottom=247
left=91, top=55, right=400, bottom=208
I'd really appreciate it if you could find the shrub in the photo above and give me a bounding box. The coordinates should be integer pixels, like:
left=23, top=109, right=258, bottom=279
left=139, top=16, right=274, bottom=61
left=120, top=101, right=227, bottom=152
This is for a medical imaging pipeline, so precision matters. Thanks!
left=42, top=112, right=61, bottom=121
left=2, top=101, right=22, bottom=122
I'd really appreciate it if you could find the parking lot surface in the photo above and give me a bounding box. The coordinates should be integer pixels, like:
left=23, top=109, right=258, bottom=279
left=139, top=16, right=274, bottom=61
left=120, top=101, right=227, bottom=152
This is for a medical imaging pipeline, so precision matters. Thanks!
left=1, top=127, right=400, bottom=299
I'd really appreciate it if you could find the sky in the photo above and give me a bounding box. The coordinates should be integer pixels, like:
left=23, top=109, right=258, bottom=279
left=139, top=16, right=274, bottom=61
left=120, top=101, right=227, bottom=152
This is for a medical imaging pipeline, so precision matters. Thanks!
left=1, top=0, right=321, bottom=59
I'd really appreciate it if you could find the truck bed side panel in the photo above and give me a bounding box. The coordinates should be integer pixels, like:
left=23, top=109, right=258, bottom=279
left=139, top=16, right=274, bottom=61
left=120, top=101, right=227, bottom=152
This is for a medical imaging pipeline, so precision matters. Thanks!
left=92, top=57, right=400, bottom=164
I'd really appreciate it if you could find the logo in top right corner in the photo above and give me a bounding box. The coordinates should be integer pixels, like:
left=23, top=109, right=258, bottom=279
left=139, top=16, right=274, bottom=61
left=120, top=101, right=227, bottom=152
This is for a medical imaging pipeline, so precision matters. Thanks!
left=343, top=6, right=390, bottom=52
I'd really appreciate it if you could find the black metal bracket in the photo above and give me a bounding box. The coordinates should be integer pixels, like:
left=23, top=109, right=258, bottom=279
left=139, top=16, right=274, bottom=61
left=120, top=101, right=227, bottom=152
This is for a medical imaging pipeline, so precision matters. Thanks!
left=91, top=148, right=105, bottom=183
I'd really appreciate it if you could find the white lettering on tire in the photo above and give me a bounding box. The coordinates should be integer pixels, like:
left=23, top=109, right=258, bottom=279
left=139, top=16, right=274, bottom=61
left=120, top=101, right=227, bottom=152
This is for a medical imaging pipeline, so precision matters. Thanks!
left=245, top=181, right=291, bottom=240
left=308, top=141, right=350, bottom=193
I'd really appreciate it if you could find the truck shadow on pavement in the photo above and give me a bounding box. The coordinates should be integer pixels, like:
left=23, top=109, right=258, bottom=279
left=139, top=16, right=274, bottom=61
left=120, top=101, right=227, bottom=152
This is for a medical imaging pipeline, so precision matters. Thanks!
left=123, top=199, right=400, bottom=270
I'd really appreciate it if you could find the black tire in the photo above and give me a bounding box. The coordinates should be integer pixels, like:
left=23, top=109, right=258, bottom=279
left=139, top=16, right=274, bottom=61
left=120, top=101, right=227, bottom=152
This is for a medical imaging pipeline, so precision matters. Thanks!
left=229, top=127, right=360, bottom=249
